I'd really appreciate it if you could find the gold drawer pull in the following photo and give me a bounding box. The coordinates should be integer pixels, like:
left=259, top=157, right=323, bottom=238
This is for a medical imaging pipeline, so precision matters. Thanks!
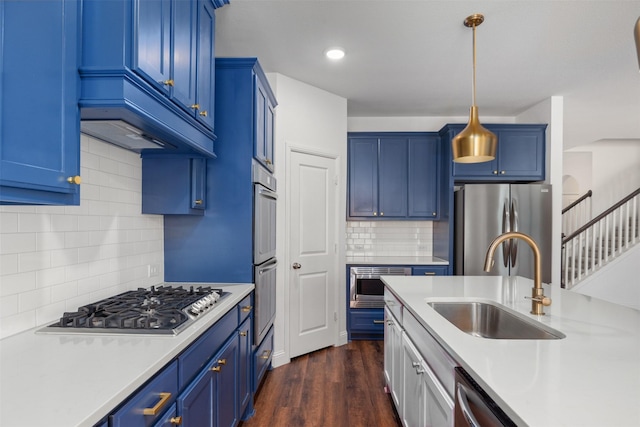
left=170, top=416, right=183, bottom=425
left=211, top=366, right=221, bottom=372
left=67, top=175, right=81, bottom=185
left=194, top=199, right=203, bottom=205
left=190, top=104, right=200, bottom=110
left=239, top=331, right=248, bottom=337
left=199, top=110, right=208, bottom=117
left=217, top=358, right=226, bottom=365
left=143, top=392, right=171, bottom=416
left=423, top=271, right=436, bottom=276
left=241, top=305, right=253, bottom=313
left=261, top=349, right=272, bottom=360
left=373, top=319, right=385, bottom=324
left=162, top=79, right=174, bottom=87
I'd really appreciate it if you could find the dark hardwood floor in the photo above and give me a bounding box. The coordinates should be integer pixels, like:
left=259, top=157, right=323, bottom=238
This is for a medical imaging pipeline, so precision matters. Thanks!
left=240, top=340, right=401, bottom=427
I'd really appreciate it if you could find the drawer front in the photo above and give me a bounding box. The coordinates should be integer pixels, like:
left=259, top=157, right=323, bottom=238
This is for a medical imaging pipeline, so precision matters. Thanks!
left=412, top=266, right=448, bottom=276
left=110, top=361, right=178, bottom=427
left=178, top=307, right=238, bottom=388
left=349, top=309, right=385, bottom=332
left=384, top=288, right=403, bottom=324
left=254, top=324, right=274, bottom=391
left=238, top=293, right=253, bottom=323
left=403, top=310, right=458, bottom=398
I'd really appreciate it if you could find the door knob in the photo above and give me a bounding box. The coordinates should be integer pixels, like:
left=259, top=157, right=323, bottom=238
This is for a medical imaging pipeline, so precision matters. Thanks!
left=292, top=263, right=302, bottom=269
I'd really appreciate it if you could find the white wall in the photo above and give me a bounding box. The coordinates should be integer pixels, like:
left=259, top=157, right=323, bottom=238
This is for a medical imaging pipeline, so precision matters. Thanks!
left=266, top=72, right=348, bottom=368
left=572, top=244, right=640, bottom=310
left=516, top=96, right=564, bottom=286
left=0, top=135, right=164, bottom=339
left=566, top=140, right=640, bottom=215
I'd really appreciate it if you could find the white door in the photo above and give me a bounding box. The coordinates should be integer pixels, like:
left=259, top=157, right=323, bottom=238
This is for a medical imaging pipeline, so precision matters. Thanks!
left=289, top=149, right=338, bottom=358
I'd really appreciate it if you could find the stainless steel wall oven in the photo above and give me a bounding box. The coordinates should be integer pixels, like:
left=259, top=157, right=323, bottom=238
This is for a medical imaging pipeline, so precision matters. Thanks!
left=349, top=266, right=411, bottom=308
left=253, top=162, right=277, bottom=345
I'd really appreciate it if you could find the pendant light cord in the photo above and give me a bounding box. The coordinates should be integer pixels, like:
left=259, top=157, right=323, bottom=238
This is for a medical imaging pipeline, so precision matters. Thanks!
left=472, top=23, right=477, bottom=107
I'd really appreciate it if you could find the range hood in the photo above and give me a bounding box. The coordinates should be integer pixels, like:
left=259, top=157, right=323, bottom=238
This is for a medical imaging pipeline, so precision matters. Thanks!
left=80, top=120, right=174, bottom=152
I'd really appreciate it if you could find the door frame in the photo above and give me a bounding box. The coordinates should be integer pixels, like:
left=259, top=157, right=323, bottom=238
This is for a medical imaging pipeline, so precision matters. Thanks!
left=275, top=143, right=346, bottom=366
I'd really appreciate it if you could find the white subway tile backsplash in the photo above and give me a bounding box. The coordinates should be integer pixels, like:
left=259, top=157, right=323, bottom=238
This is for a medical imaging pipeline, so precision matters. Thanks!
left=345, top=220, right=434, bottom=257
left=0, top=136, right=164, bottom=339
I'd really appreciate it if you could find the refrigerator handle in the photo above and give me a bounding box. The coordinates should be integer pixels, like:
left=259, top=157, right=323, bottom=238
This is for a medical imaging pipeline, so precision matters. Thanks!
left=511, top=199, right=519, bottom=268
left=502, top=199, right=510, bottom=268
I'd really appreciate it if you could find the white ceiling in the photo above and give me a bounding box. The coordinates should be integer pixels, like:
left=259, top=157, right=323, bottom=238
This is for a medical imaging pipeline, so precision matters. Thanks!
left=214, top=0, right=640, bottom=149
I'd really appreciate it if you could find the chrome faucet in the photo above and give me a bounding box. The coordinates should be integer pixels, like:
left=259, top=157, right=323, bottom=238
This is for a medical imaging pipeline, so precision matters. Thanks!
left=483, top=231, right=551, bottom=315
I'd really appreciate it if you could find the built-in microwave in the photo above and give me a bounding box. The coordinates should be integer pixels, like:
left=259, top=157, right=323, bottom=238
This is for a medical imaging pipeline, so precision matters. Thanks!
left=349, top=266, right=412, bottom=308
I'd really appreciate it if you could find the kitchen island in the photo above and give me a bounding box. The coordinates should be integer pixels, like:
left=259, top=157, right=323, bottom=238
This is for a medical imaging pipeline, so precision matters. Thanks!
left=0, top=283, right=253, bottom=427
left=383, top=275, right=640, bottom=426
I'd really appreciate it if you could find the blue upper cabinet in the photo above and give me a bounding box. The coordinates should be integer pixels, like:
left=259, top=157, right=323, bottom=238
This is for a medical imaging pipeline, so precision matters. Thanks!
left=0, top=0, right=81, bottom=205
left=447, top=124, right=547, bottom=182
left=347, top=133, right=440, bottom=220
left=254, top=73, right=276, bottom=172
left=80, top=0, right=229, bottom=157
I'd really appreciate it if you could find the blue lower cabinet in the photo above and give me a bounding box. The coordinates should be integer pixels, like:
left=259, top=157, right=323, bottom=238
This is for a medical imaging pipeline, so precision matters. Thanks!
left=254, top=325, right=274, bottom=392
left=348, top=308, right=385, bottom=340
left=106, top=294, right=255, bottom=426
left=110, top=361, right=178, bottom=427
left=412, top=266, right=448, bottom=276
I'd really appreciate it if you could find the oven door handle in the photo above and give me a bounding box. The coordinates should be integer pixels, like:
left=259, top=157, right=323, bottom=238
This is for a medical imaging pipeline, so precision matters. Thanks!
left=258, top=187, right=278, bottom=200
left=258, top=258, right=278, bottom=275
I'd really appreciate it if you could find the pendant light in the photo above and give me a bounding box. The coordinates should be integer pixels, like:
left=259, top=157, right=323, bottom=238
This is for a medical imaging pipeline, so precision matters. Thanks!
left=452, top=14, right=497, bottom=163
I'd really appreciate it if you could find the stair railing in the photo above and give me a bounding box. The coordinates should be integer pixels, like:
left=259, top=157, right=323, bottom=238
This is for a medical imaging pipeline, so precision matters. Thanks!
left=562, top=187, right=639, bottom=289
left=562, top=190, right=592, bottom=237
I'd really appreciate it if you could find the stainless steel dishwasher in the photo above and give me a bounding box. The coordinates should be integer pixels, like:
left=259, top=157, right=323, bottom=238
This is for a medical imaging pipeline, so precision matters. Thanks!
left=454, top=367, right=517, bottom=427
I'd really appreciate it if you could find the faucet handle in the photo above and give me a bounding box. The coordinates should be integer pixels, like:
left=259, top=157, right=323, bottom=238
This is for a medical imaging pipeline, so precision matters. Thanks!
left=526, top=295, right=552, bottom=306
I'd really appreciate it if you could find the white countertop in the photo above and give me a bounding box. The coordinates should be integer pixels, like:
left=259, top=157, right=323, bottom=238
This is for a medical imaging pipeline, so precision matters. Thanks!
left=346, top=255, right=449, bottom=265
left=382, top=275, right=640, bottom=427
left=0, top=283, right=254, bottom=427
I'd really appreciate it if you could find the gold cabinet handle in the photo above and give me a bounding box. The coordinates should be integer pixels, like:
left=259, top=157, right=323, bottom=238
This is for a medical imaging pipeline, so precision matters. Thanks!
left=265, top=159, right=272, bottom=165
left=241, top=305, right=253, bottom=313
left=190, top=104, right=200, bottom=110
left=423, top=271, right=436, bottom=276
left=217, top=358, right=227, bottom=365
left=162, top=79, right=174, bottom=87
left=170, top=416, right=183, bottom=425
left=211, top=366, right=221, bottom=372
left=143, top=392, right=171, bottom=416
left=66, top=175, right=81, bottom=185
left=260, top=349, right=272, bottom=360
left=239, top=331, right=248, bottom=337
left=373, top=319, right=385, bottom=324
left=373, top=212, right=378, bottom=216
left=493, top=170, right=498, bottom=175
left=194, top=199, right=203, bottom=205
left=500, top=170, right=506, bottom=174
left=380, top=212, right=384, bottom=216
left=199, top=110, right=208, bottom=117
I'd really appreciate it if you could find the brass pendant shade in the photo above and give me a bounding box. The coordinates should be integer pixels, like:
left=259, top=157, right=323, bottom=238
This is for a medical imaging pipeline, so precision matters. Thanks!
left=452, top=106, right=497, bottom=163
left=635, top=17, right=640, bottom=70
left=452, top=14, right=497, bottom=163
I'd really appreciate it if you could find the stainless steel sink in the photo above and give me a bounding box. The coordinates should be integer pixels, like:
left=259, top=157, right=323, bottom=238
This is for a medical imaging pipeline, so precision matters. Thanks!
left=427, top=301, right=565, bottom=339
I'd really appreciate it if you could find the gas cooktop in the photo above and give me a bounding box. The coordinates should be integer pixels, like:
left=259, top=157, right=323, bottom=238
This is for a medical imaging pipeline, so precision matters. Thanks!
left=38, top=285, right=229, bottom=335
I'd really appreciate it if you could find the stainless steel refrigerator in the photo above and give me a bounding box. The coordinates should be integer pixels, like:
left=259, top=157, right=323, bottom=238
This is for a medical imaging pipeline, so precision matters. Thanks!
left=454, top=184, right=552, bottom=283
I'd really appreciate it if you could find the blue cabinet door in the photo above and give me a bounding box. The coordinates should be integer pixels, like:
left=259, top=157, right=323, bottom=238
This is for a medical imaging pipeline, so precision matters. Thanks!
left=172, top=0, right=198, bottom=112
left=378, top=137, right=408, bottom=218
left=0, top=0, right=80, bottom=205
left=348, top=138, right=379, bottom=217
left=195, top=0, right=216, bottom=130
left=178, top=365, right=215, bottom=426
left=496, top=127, right=545, bottom=178
left=254, top=76, right=276, bottom=171
left=238, top=317, right=253, bottom=419
left=408, top=135, right=440, bottom=218
left=214, top=336, right=239, bottom=427
left=133, top=0, right=172, bottom=92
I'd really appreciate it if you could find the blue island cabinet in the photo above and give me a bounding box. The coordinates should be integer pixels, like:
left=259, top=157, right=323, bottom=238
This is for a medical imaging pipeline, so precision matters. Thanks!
left=0, top=0, right=81, bottom=205
left=347, top=133, right=440, bottom=220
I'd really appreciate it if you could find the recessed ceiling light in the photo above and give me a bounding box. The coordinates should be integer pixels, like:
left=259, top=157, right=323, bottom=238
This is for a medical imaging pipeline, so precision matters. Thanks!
left=325, top=47, right=345, bottom=60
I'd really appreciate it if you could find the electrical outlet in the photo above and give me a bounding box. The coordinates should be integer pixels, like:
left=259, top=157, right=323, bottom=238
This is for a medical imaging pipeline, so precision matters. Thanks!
left=148, top=264, right=159, bottom=277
